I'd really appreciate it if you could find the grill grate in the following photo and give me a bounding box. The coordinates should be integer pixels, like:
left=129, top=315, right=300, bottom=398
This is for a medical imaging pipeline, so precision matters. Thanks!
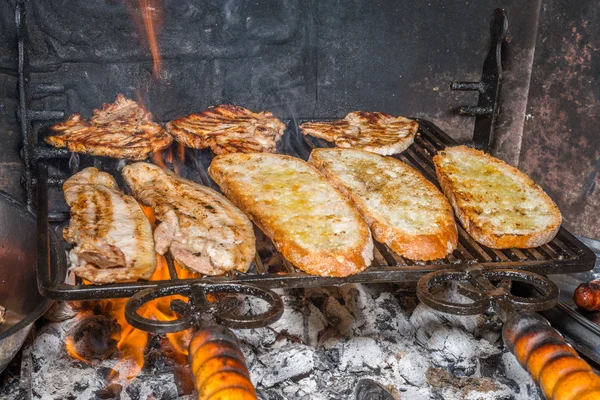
left=35, top=118, right=596, bottom=301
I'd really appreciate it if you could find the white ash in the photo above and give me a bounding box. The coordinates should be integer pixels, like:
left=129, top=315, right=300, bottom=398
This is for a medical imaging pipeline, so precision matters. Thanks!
left=27, top=316, right=194, bottom=400
left=233, top=285, right=542, bottom=400
left=26, top=284, right=542, bottom=399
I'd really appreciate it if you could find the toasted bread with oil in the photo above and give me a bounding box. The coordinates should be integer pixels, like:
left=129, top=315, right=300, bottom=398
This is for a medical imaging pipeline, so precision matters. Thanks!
left=309, top=148, right=457, bottom=260
left=433, top=145, right=561, bottom=249
left=208, top=153, right=374, bottom=277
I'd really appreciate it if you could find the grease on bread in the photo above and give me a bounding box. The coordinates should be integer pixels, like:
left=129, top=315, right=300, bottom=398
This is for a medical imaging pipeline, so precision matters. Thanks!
left=309, top=148, right=457, bottom=260
left=433, top=145, right=561, bottom=249
left=208, top=153, right=374, bottom=277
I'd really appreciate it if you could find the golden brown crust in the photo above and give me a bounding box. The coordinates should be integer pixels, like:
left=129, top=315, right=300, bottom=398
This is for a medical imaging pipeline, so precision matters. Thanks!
left=208, top=153, right=373, bottom=277
left=166, top=105, right=285, bottom=154
left=309, top=148, right=457, bottom=260
left=433, top=145, right=562, bottom=249
left=46, top=94, right=172, bottom=160
left=300, top=112, right=418, bottom=156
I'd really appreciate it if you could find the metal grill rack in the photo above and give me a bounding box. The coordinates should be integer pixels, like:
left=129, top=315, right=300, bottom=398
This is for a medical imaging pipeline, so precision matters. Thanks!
left=35, top=118, right=597, bottom=301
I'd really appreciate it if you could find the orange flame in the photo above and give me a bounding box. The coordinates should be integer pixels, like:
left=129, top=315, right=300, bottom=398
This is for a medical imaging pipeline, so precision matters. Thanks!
left=152, top=150, right=168, bottom=169
left=140, top=0, right=163, bottom=78
left=177, top=142, right=186, bottom=165
left=127, top=0, right=164, bottom=79
left=163, top=147, right=182, bottom=175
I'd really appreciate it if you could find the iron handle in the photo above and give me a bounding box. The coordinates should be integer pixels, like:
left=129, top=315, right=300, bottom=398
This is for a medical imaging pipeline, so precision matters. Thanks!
left=503, top=312, right=600, bottom=400
left=451, top=8, right=508, bottom=151
left=189, top=325, right=257, bottom=400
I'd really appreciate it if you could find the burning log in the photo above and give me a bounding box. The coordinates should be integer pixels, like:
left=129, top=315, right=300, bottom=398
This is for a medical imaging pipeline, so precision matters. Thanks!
left=573, top=280, right=600, bottom=311
left=66, top=314, right=121, bottom=360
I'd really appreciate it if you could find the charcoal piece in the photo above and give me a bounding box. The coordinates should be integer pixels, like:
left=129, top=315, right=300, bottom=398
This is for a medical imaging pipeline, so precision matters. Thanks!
left=96, top=367, right=118, bottom=382
left=73, top=381, right=88, bottom=392
left=95, top=383, right=123, bottom=399
left=66, top=315, right=121, bottom=360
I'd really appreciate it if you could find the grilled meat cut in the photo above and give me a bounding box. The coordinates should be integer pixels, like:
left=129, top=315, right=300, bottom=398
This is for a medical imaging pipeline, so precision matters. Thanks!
left=63, top=167, right=156, bottom=284
left=166, top=105, right=285, bottom=154
left=122, top=162, right=255, bottom=275
left=310, top=148, right=457, bottom=260
left=433, top=145, right=562, bottom=249
left=46, top=94, right=172, bottom=160
left=300, top=112, right=418, bottom=156
left=209, top=153, right=374, bottom=277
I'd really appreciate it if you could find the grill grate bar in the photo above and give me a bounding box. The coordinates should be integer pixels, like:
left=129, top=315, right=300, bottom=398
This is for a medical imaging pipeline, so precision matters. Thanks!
left=454, top=226, right=491, bottom=261
left=507, top=249, right=529, bottom=262
left=415, top=123, right=449, bottom=149
left=455, top=241, right=477, bottom=262
left=524, top=248, right=546, bottom=261
left=165, top=255, right=179, bottom=280
left=385, top=246, right=408, bottom=266
left=538, top=244, right=559, bottom=259
left=282, top=258, right=297, bottom=273
left=551, top=236, right=579, bottom=259
left=373, top=242, right=399, bottom=266
left=555, top=229, right=583, bottom=252
left=372, top=246, right=389, bottom=268
left=254, top=255, right=267, bottom=275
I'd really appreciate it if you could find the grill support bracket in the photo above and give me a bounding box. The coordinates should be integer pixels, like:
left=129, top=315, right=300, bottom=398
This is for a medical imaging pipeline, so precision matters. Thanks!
left=451, top=8, right=508, bottom=152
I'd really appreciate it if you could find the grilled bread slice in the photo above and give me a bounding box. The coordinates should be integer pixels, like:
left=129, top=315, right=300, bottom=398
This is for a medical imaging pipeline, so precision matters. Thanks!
left=433, top=145, right=562, bottom=249
left=309, top=148, right=457, bottom=260
left=208, top=153, right=374, bottom=277
left=300, top=112, right=418, bottom=156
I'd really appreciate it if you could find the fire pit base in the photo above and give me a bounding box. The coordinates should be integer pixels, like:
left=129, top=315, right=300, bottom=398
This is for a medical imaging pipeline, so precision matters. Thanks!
left=22, top=285, right=541, bottom=399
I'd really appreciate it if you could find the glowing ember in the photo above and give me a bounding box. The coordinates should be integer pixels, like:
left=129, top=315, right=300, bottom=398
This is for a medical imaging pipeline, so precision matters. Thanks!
left=163, top=146, right=182, bottom=175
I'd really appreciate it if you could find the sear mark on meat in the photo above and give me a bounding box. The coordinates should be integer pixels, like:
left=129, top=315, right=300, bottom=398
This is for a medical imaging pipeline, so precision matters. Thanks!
left=46, top=94, right=172, bottom=160
left=63, top=167, right=157, bottom=284
left=122, top=162, right=256, bottom=276
left=166, top=104, right=285, bottom=155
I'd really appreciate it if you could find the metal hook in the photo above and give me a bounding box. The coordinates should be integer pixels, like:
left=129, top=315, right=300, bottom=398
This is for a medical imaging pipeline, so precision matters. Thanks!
left=124, top=282, right=284, bottom=333
left=416, top=267, right=558, bottom=317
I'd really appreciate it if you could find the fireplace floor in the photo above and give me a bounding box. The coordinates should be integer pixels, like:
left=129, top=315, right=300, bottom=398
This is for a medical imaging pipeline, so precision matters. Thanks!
left=1, top=284, right=543, bottom=400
